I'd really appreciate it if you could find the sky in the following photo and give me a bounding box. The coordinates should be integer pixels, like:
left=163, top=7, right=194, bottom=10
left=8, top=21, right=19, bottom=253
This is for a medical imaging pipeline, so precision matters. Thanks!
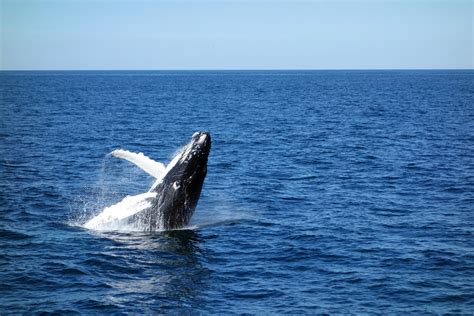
left=1, top=0, right=472, bottom=70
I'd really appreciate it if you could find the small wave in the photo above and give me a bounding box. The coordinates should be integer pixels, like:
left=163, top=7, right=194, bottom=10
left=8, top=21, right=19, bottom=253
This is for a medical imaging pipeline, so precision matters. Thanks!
left=59, top=267, right=88, bottom=276
left=279, top=195, right=308, bottom=201
left=234, top=289, right=285, bottom=299
left=432, top=293, right=473, bottom=303
left=442, top=187, right=466, bottom=193
left=189, top=217, right=249, bottom=230
left=279, top=175, right=317, bottom=181
left=75, top=298, right=120, bottom=311
left=0, top=229, right=33, bottom=240
left=8, top=275, right=60, bottom=287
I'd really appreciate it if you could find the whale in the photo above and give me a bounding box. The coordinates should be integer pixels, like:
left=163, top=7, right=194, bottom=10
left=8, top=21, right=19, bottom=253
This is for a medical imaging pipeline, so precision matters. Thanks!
left=84, top=132, right=211, bottom=231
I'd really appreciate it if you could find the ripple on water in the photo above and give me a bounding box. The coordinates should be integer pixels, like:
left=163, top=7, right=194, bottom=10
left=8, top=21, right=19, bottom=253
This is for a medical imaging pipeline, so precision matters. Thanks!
left=0, top=229, right=33, bottom=240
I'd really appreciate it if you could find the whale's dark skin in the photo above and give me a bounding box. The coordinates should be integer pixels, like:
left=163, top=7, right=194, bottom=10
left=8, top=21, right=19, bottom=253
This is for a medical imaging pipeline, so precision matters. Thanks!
left=132, top=132, right=211, bottom=231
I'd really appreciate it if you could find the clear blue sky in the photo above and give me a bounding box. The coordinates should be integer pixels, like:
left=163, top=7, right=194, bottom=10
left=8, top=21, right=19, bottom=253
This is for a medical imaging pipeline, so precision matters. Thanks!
left=1, top=0, right=472, bottom=70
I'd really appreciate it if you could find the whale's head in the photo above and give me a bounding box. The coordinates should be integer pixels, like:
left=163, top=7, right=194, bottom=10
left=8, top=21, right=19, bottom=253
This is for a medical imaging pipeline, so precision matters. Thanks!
left=150, top=132, right=211, bottom=229
left=176, top=131, right=211, bottom=177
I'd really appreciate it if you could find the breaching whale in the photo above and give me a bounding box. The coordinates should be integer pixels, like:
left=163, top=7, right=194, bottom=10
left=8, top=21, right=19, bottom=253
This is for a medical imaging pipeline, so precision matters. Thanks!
left=84, top=132, right=211, bottom=231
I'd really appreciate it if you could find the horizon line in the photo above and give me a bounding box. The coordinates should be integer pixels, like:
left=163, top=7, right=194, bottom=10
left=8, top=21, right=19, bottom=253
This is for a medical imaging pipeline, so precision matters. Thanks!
left=1, top=68, right=473, bottom=72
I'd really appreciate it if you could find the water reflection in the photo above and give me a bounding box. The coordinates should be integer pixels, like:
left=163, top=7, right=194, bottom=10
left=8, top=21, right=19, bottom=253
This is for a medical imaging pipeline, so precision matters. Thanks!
left=90, top=229, right=209, bottom=310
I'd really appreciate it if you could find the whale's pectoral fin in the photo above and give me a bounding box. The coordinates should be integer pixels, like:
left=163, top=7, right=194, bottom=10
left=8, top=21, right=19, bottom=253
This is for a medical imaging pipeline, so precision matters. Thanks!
left=84, top=192, right=157, bottom=230
left=111, top=149, right=166, bottom=180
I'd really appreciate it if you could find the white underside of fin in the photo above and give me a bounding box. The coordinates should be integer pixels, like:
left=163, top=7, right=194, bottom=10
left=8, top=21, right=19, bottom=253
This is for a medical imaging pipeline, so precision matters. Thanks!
left=111, top=149, right=166, bottom=180
left=84, top=192, right=157, bottom=230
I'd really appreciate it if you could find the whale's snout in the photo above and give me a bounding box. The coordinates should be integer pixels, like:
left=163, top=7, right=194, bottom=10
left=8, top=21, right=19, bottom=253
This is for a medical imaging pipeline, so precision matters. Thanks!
left=192, top=131, right=211, bottom=151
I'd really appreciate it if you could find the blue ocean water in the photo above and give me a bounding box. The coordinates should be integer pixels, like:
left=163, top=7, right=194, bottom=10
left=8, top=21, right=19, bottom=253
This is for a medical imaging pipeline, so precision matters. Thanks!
left=1, top=70, right=473, bottom=314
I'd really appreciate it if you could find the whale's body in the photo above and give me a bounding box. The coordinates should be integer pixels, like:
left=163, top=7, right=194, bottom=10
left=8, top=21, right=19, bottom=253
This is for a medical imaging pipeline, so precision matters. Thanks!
left=85, top=132, right=211, bottom=231
left=135, top=132, right=211, bottom=230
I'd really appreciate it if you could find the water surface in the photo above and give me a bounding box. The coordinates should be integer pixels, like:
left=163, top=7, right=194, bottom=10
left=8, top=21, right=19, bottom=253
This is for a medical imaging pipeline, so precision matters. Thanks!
left=1, top=70, right=473, bottom=314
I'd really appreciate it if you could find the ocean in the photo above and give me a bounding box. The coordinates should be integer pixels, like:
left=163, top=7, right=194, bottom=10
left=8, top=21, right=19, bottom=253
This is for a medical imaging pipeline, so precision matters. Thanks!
left=1, top=70, right=473, bottom=314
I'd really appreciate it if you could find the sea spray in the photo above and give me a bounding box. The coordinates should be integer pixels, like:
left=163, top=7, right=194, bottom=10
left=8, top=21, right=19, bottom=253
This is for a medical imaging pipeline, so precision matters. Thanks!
left=68, top=152, right=154, bottom=228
